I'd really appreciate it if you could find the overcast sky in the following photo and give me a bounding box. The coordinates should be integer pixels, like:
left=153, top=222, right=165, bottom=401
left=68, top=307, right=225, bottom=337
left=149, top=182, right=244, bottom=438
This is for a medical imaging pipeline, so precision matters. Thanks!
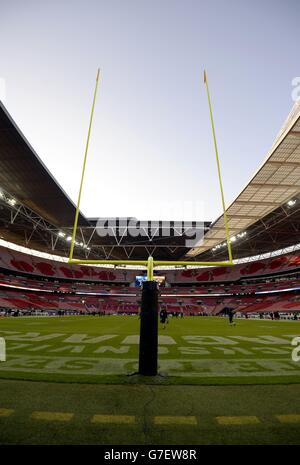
left=0, top=0, right=299, bottom=222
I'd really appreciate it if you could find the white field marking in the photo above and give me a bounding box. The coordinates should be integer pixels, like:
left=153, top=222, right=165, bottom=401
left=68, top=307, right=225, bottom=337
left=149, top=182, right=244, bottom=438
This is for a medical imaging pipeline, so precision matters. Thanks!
left=0, top=332, right=64, bottom=342
left=7, top=341, right=292, bottom=357
left=178, top=347, right=210, bottom=355
left=2, top=332, right=296, bottom=346
left=94, top=346, right=130, bottom=354
left=28, top=345, right=53, bottom=352
left=120, top=336, right=140, bottom=345
left=0, top=355, right=138, bottom=375
left=8, top=343, right=169, bottom=355
left=214, top=347, right=253, bottom=355
left=251, top=347, right=290, bottom=355
left=0, top=338, right=5, bottom=361
left=157, top=359, right=300, bottom=378
left=49, top=345, right=86, bottom=353
left=292, top=337, right=300, bottom=362
left=63, top=334, right=117, bottom=344
left=121, top=335, right=176, bottom=345
left=5, top=343, right=31, bottom=351
left=158, top=347, right=169, bottom=354
left=230, top=336, right=291, bottom=345
left=182, top=336, right=237, bottom=345
left=1, top=356, right=300, bottom=378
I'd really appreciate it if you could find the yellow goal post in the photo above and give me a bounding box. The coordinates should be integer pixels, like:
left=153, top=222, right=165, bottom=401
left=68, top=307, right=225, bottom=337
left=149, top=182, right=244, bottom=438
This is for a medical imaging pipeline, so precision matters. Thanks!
left=68, top=69, right=233, bottom=280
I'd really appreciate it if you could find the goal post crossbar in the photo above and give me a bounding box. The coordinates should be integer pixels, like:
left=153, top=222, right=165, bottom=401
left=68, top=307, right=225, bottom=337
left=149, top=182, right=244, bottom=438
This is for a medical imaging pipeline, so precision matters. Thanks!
left=68, top=257, right=234, bottom=282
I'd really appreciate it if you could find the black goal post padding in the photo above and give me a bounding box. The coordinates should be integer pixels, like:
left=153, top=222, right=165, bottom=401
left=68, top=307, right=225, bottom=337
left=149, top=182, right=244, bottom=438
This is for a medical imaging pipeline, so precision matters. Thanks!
left=138, top=280, right=158, bottom=375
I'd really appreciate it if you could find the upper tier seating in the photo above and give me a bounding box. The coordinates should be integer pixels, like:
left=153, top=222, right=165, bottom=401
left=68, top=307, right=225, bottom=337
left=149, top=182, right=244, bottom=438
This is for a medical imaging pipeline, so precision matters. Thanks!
left=2, top=245, right=300, bottom=284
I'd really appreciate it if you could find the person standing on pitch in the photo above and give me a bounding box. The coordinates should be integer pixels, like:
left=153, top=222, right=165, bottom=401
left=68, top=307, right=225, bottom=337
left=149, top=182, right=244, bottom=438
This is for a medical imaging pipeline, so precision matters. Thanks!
left=222, top=307, right=236, bottom=326
left=160, top=308, right=168, bottom=329
left=228, top=308, right=236, bottom=326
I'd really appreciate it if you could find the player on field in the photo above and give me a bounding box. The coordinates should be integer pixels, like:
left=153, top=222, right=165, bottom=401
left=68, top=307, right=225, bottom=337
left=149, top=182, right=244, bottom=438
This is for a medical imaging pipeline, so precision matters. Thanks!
left=222, top=307, right=236, bottom=326
left=228, top=308, right=235, bottom=325
left=160, top=308, right=168, bottom=329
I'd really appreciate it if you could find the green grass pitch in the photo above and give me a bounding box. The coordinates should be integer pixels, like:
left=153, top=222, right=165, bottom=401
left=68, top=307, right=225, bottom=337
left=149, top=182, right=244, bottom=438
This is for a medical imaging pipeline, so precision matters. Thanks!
left=0, top=315, right=300, bottom=385
left=1, top=315, right=300, bottom=445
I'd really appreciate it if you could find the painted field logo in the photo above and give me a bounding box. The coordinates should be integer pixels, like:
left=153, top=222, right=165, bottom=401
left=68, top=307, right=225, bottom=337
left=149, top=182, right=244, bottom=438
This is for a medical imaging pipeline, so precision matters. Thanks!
left=291, top=337, right=300, bottom=362
left=0, top=338, right=5, bottom=362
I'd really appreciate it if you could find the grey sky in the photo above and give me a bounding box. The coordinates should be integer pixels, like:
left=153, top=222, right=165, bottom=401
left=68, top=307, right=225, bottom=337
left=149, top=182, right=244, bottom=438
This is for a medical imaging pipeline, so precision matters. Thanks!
left=0, top=0, right=299, bottom=221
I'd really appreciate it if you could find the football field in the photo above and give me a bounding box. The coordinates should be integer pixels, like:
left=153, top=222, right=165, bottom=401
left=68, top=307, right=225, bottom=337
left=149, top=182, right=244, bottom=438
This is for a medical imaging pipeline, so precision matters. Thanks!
left=1, top=315, right=300, bottom=385
left=1, top=315, right=300, bottom=445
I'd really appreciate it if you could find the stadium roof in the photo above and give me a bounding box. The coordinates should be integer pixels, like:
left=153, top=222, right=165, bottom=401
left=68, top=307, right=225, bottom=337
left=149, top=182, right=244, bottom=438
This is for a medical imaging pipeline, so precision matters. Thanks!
left=0, top=101, right=210, bottom=260
left=0, top=102, right=89, bottom=228
left=188, top=100, right=300, bottom=261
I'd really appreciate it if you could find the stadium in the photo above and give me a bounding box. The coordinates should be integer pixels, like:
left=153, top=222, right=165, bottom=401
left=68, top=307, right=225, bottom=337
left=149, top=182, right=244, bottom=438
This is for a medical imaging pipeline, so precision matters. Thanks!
left=2, top=1, right=300, bottom=451
left=1, top=89, right=300, bottom=447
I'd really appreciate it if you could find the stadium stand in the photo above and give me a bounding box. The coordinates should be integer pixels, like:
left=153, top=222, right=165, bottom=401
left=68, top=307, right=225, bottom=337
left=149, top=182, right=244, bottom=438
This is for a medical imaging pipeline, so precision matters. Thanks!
left=1, top=246, right=300, bottom=317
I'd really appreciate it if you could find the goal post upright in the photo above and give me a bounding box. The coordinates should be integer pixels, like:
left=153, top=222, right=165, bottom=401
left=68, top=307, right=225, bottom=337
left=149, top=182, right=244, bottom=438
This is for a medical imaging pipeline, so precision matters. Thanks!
left=69, top=68, right=100, bottom=262
left=204, top=69, right=233, bottom=263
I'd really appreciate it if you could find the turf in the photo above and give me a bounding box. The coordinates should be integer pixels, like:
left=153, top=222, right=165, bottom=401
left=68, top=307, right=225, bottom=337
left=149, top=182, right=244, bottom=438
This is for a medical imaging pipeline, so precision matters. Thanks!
left=0, top=315, right=300, bottom=385
left=1, top=315, right=300, bottom=445
left=1, top=379, right=300, bottom=444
